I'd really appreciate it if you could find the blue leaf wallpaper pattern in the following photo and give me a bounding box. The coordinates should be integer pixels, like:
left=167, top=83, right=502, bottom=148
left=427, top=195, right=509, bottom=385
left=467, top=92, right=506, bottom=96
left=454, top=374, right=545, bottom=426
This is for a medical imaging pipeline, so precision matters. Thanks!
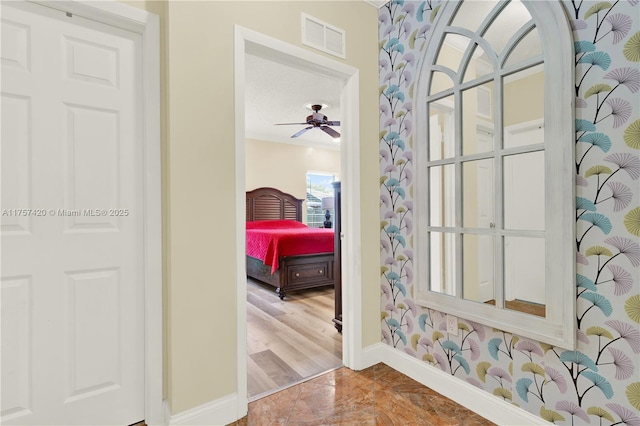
left=378, top=1, right=640, bottom=423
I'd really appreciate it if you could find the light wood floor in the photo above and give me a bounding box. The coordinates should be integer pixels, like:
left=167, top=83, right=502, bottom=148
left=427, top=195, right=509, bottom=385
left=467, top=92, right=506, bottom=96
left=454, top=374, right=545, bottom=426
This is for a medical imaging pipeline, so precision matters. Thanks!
left=246, top=278, right=343, bottom=400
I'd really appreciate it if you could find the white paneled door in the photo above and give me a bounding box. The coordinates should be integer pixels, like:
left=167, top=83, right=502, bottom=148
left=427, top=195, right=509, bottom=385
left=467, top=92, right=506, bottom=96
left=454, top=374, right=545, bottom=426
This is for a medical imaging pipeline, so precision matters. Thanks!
left=1, top=2, right=145, bottom=424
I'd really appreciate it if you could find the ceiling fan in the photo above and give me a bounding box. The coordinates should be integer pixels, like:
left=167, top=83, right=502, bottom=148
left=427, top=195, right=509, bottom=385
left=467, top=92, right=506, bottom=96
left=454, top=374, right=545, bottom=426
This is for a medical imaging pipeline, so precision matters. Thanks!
left=275, top=104, right=341, bottom=139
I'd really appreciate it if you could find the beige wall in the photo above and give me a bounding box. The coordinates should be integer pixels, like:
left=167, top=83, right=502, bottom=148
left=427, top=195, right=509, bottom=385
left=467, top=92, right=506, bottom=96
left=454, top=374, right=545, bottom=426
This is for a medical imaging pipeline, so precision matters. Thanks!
left=245, top=139, right=340, bottom=210
left=128, top=0, right=379, bottom=416
left=504, top=71, right=544, bottom=127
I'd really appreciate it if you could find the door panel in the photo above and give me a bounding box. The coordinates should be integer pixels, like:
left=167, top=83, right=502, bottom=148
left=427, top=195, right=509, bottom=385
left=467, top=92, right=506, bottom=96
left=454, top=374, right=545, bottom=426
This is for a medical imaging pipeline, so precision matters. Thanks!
left=1, top=94, right=31, bottom=234
left=65, top=268, right=120, bottom=402
left=1, top=2, right=144, bottom=424
left=504, top=123, right=545, bottom=305
left=65, top=105, right=119, bottom=230
left=476, top=130, right=494, bottom=303
left=1, top=276, right=31, bottom=420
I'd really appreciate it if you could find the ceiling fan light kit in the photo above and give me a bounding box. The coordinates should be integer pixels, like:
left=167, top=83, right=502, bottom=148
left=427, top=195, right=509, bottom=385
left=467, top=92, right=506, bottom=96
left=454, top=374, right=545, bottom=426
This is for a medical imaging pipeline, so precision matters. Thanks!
left=304, top=102, right=329, bottom=110
left=275, top=103, right=341, bottom=140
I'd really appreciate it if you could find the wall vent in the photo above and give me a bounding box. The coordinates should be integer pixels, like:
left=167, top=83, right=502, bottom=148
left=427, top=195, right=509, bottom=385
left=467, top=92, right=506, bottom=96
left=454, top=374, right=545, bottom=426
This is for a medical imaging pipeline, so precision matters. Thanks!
left=301, top=13, right=346, bottom=59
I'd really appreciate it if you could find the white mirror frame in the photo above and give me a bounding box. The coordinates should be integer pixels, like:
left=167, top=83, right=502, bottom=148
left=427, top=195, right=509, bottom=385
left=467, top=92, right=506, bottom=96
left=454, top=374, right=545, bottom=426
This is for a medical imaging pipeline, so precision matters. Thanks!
left=414, top=0, right=576, bottom=349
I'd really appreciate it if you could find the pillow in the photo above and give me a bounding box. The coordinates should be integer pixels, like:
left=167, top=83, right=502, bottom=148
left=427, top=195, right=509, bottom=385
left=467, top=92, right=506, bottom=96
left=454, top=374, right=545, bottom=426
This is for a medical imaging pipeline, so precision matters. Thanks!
left=246, top=220, right=308, bottom=229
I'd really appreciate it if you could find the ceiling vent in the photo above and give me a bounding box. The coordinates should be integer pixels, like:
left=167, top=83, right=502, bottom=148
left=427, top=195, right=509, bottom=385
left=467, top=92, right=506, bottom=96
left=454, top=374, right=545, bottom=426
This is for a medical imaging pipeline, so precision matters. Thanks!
left=301, top=13, right=345, bottom=59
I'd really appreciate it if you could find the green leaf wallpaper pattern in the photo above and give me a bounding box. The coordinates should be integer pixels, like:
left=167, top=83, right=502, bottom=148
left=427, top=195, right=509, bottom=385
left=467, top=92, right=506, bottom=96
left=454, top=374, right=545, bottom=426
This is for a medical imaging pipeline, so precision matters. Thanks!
left=625, top=294, right=640, bottom=323
left=540, top=406, right=566, bottom=423
left=623, top=31, right=640, bottom=61
left=586, top=406, right=616, bottom=422
left=625, top=206, right=640, bottom=236
left=624, top=119, right=640, bottom=148
left=627, top=382, right=640, bottom=410
left=584, top=2, right=613, bottom=21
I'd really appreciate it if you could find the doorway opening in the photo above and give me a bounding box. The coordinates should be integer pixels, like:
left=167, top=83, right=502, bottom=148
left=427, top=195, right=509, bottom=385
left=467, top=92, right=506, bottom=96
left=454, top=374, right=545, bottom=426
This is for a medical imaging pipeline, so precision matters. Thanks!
left=243, top=50, right=343, bottom=401
left=234, top=25, right=362, bottom=407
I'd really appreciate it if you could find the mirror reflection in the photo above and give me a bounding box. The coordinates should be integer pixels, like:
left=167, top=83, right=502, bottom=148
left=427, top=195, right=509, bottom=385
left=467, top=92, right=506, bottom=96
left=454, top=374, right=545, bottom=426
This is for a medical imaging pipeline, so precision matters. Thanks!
left=462, top=82, right=494, bottom=155
left=427, top=0, right=546, bottom=316
left=463, top=234, right=495, bottom=304
left=450, top=0, right=498, bottom=32
left=463, top=158, right=494, bottom=228
left=436, top=33, right=469, bottom=71
left=505, top=236, right=545, bottom=316
left=483, top=0, right=532, bottom=56
left=503, top=64, right=544, bottom=148
left=463, top=44, right=491, bottom=83
left=430, top=231, right=456, bottom=296
left=504, top=152, right=544, bottom=231
left=428, top=99, right=455, bottom=161
left=504, top=28, right=542, bottom=67
left=430, top=164, right=455, bottom=227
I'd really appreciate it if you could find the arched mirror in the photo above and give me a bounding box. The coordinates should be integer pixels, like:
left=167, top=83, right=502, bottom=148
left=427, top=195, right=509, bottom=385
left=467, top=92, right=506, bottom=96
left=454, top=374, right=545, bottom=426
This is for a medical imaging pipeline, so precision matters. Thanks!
left=415, top=0, right=576, bottom=348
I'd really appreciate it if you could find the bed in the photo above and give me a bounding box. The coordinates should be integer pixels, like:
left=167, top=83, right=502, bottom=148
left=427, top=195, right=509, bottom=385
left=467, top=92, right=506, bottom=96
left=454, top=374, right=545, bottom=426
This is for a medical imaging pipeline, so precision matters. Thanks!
left=246, top=187, right=335, bottom=299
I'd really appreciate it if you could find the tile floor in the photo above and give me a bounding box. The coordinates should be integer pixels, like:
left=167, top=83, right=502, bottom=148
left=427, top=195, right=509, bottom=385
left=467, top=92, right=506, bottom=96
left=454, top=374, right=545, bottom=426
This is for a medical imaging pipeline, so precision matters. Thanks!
left=230, top=363, right=495, bottom=425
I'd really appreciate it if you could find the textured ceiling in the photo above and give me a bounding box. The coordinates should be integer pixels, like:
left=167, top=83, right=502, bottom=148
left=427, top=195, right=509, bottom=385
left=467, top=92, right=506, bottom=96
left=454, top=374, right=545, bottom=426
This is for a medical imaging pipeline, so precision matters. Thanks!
left=244, top=53, right=342, bottom=150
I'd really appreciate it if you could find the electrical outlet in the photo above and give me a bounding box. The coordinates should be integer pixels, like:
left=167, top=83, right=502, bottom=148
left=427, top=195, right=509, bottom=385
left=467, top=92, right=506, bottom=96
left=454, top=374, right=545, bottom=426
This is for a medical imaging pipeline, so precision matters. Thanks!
left=446, top=314, right=458, bottom=335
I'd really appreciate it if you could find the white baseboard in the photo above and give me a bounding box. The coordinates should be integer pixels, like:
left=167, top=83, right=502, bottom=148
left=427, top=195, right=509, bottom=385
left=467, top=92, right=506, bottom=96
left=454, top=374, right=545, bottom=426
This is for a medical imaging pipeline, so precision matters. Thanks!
left=164, top=343, right=545, bottom=425
left=352, top=342, right=384, bottom=370
left=367, top=343, right=549, bottom=425
left=164, top=394, right=240, bottom=425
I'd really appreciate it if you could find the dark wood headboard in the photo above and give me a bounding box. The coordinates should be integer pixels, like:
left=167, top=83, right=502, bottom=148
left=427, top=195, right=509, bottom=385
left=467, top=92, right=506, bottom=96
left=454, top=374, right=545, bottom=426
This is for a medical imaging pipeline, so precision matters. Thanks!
left=246, top=187, right=303, bottom=222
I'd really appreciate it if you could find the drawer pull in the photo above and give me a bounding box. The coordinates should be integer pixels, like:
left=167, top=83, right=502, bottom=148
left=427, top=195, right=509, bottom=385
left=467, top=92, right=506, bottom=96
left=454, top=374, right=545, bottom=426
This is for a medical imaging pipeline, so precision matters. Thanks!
left=318, top=270, right=324, bottom=274
left=295, top=273, right=300, bottom=277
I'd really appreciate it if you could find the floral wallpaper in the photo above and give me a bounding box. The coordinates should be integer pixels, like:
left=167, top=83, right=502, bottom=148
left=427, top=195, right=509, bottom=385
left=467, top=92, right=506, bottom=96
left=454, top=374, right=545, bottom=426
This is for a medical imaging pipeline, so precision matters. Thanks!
left=379, top=0, right=640, bottom=423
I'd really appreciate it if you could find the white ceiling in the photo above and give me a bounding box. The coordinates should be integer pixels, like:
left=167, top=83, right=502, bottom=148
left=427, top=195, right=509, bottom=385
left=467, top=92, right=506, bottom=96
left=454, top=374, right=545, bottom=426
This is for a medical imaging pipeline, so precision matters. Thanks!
left=244, top=53, right=342, bottom=150
left=243, top=1, right=535, bottom=152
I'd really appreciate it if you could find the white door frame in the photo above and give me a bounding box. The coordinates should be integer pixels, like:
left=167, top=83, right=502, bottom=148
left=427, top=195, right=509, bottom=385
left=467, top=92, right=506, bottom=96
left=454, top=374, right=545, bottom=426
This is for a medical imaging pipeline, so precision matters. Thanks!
left=234, top=25, right=363, bottom=416
left=25, top=1, right=163, bottom=423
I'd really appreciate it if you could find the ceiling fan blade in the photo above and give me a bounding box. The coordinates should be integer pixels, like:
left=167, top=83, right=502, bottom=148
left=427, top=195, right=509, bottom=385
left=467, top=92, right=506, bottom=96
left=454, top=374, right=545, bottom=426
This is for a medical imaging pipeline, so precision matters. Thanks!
left=291, top=126, right=313, bottom=138
left=325, top=121, right=340, bottom=126
left=320, top=126, right=340, bottom=138
left=275, top=122, right=309, bottom=126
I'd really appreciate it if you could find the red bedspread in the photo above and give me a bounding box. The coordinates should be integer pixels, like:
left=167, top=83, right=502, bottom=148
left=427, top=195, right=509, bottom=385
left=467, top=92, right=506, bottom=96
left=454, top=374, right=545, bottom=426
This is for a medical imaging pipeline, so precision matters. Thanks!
left=246, top=220, right=334, bottom=273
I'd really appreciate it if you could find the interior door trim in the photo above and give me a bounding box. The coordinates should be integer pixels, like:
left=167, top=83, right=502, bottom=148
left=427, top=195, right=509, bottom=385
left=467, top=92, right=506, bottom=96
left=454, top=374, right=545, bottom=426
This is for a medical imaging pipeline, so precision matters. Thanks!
left=234, top=25, right=363, bottom=418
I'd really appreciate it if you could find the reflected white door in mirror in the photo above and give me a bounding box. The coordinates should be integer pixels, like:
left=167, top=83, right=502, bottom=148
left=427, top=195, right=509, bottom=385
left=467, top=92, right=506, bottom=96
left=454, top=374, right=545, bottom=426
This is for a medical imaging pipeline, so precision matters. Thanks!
left=414, top=0, right=576, bottom=348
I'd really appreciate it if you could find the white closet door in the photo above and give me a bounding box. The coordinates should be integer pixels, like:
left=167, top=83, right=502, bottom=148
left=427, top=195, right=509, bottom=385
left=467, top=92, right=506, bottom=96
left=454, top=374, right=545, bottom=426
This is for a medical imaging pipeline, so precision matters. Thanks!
left=1, top=2, right=145, bottom=424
